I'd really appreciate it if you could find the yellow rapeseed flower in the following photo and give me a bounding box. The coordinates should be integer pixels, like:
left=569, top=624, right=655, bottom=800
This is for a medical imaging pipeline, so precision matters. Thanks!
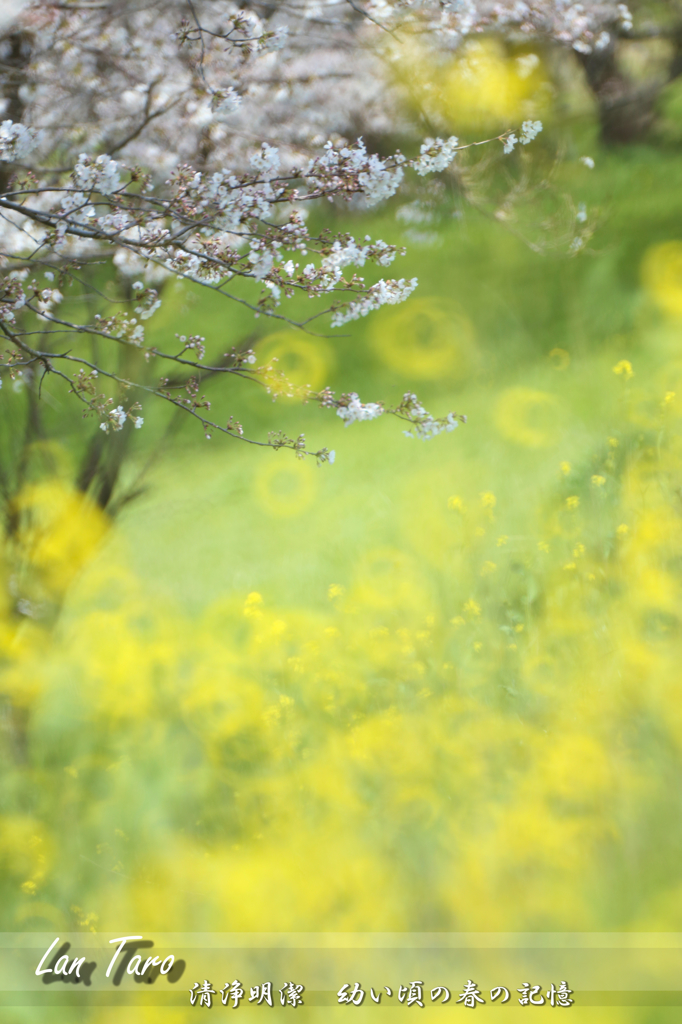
left=613, top=360, right=634, bottom=380
left=244, top=592, right=264, bottom=618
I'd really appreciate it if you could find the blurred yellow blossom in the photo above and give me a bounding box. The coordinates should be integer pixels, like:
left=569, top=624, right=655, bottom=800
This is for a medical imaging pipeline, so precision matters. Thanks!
left=641, top=240, right=682, bottom=318
left=549, top=347, right=571, bottom=370
left=495, top=387, right=561, bottom=447
left=370, top=298, right=476, bottom=381
left=255, top=331, right=334, bottom=395
left=613, top=360, right=634, bottom=380
left=463, top=598, right=481, bottom=617
left=244, top=591, right=264, bottom=617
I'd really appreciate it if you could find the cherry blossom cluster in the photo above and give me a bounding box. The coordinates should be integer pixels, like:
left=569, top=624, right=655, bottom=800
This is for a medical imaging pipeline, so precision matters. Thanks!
left=396, top=391, right=466, bottom=439
left=0, top=119, right=38, bottom=162
left=5, top=1, right=400, bottom=177
left=315, top=387, right=466, bottom=439
left=0, top=118, right=533, bottom=326
left=356, top=1, right=634, bottom=55
left=503, top=119, right=544, bottom=154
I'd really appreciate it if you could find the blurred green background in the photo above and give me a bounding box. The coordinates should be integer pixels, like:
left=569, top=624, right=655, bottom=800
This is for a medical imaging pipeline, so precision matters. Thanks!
left=5, top=43, right=682, bottom=1024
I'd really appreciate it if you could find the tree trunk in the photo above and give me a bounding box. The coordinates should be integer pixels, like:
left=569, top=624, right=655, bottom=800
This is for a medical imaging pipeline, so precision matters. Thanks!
left=0, top=28, right=32, bottom=189
left=577, top=46, right=659, bottom=143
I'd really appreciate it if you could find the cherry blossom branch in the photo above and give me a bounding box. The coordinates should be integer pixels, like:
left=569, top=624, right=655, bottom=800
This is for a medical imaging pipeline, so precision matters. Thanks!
left=0, top=117, right=548, bottom=453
